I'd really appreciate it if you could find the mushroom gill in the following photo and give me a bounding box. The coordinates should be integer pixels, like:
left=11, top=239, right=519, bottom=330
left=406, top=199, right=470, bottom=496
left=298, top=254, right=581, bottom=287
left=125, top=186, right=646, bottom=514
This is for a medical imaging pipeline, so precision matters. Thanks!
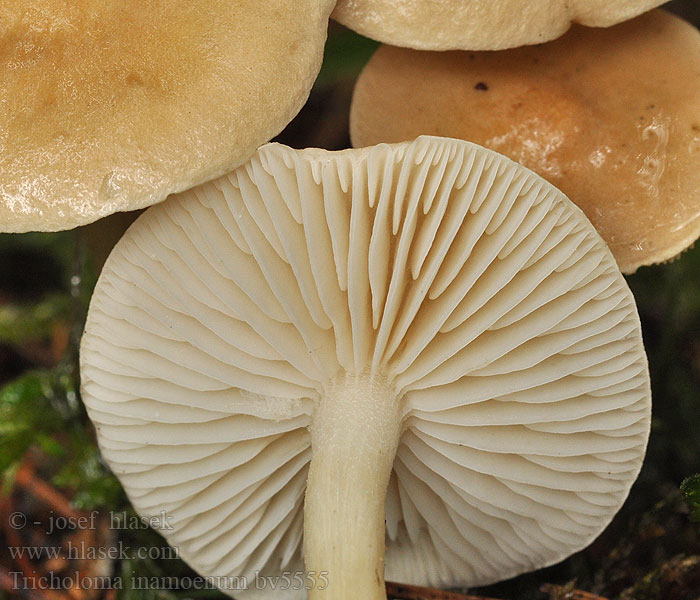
left=80, top=137, right=651, bottom=599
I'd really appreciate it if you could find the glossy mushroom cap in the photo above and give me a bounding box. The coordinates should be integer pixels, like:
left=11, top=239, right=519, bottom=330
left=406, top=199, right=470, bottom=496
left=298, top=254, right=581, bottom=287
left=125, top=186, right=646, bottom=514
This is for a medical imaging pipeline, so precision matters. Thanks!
left=81, top=137, right=650, bottom=599
left=0, top=0, right=334, bottom=232
left=332, top=0, right=664, bottom=51
left=350, top=10, right=700, bottom=274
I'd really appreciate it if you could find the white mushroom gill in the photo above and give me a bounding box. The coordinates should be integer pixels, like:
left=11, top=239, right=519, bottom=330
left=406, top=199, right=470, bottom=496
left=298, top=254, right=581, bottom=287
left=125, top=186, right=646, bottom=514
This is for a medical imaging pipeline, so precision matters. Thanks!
left=80, top=137, right=651, bottom=600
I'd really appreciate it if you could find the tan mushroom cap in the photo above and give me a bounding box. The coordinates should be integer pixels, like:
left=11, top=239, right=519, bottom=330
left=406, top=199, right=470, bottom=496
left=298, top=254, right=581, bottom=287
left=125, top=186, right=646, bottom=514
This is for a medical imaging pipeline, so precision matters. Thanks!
left=0, top=0, right=334, bottom=233
left=350, top=10, right=700, bottom=274
left=332, top=0, right=664, bottom=51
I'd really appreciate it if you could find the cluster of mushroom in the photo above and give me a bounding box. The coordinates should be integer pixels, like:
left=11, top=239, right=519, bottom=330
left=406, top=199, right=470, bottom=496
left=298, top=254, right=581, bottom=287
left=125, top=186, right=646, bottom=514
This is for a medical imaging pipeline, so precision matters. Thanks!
left=2, top=2, right=699, bottom=600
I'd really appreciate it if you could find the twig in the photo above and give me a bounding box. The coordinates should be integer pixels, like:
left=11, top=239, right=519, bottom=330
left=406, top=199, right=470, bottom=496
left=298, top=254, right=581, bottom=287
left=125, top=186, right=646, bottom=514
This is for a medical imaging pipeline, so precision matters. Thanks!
left=2, top=460, right=87, bottom=600
left=386, top=581, right=503, bottom=600
left=0, top=566, right=45, bottom=600
left=4, top=486, right=35, bottom=580
left=540, top=583, right=609, bottom=600
left=0, top=565, right=65, bottom=600
left=14, top=460, right=81, bottom=519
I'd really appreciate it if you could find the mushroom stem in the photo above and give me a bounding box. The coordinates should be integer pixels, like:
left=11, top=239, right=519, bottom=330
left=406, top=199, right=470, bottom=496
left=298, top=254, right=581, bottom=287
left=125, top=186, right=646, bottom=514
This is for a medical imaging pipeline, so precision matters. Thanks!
left=304, top=372, right=402, bottom=600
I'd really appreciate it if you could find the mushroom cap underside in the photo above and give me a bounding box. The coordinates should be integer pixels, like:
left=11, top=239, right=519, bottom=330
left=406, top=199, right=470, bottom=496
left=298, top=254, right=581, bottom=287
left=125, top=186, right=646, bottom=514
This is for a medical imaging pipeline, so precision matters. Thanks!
left=80, top=137, right=651, bottom=597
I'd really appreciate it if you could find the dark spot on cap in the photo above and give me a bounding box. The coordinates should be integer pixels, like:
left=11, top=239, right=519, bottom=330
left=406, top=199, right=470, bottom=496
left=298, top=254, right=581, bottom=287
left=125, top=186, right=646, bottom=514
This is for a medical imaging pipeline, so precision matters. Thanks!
left=475, top=82, right=488, bottom=91
left=692, top=123, right=700, bottom=133
left=126, top=72, right=145, bottom=87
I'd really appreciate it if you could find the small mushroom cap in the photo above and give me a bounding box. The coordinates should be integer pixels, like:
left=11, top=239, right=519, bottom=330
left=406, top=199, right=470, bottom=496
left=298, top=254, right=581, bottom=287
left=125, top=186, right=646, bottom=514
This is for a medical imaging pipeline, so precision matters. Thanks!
left=81, top=137, right=650, bottom=596
left=0, top=0, right=334, bottom=233
left=332, top=0, right=664, bottom=51
left=350, top=10, right=700, bottom=274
